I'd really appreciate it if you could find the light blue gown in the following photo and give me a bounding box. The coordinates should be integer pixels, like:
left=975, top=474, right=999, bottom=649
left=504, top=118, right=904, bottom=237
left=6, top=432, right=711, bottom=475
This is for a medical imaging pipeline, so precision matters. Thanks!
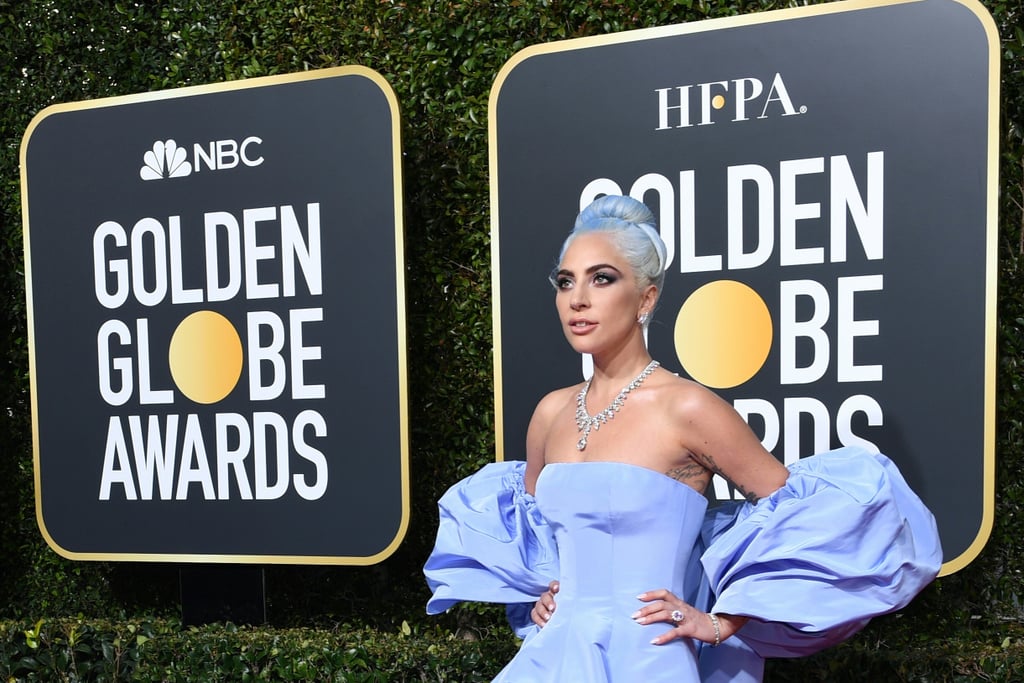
left=424, top=447, right=942, bottom=682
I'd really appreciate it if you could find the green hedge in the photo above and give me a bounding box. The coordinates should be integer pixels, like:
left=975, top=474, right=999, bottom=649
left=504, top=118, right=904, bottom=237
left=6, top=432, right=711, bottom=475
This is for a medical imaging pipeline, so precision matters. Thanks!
left=1, top=615, right=1023, bottom=682
left=1, top=0, right=1023, bottom=679
left=0, top=617, right=519, bottom=682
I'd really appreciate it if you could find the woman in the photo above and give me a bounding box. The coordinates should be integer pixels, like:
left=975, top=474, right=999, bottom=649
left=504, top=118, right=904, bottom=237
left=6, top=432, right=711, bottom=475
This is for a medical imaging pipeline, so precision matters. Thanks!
left=425, top=195, right=941, bottom=681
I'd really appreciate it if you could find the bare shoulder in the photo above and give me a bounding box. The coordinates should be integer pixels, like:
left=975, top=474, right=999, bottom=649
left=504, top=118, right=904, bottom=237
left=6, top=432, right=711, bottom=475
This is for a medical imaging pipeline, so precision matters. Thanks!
left=531, top=384, right=579, bottom=424
left=525, top=384, right=580, bottom=493
left=651, top=371, right=729, bottom=415
left=653, top=371, right=788, bottom=502
left=525, top=384, right=580, bottom=451
left=656, top=372, right=762, bottom=440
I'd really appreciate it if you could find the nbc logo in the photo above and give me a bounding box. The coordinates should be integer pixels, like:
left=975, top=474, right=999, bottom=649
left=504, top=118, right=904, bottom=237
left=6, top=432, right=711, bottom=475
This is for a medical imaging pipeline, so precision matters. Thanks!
left=140, top=140, right=192, bottom=180
left=140, top=136, right=264, bottom=181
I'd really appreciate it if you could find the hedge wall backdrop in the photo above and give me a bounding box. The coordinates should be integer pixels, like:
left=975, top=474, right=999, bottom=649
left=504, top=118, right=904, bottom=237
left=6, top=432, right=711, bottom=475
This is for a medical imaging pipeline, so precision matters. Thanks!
left=0, top=0, right=1022, bottom=679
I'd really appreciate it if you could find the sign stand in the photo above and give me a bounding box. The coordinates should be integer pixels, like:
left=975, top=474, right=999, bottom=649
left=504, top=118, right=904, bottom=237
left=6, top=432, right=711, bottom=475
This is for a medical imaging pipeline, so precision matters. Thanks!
left=179, top=565, right=266, bottom=626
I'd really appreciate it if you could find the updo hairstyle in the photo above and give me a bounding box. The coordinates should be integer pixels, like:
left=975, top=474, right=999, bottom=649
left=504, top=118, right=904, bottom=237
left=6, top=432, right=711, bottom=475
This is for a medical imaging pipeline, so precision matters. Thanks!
left=554, top=194, right=667, bottom=294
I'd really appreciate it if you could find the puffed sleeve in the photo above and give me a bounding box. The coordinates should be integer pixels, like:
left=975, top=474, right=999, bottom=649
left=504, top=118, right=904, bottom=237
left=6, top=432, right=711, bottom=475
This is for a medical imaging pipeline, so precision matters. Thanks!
left=424, top=461, right=559, bottom=616
left=700, top=446, right=942, bottom=658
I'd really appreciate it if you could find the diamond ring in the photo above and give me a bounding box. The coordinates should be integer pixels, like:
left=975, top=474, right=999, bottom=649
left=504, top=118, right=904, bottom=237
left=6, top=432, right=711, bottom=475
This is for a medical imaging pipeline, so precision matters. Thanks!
left=670, top=609, right=685, bottom=625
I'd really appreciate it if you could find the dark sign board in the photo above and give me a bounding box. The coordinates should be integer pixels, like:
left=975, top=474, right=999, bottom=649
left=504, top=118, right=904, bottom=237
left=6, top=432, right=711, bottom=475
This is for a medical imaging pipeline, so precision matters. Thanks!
left=490, top=0, right=997, bottom=574
left=22, top=66, right=409, bottom=564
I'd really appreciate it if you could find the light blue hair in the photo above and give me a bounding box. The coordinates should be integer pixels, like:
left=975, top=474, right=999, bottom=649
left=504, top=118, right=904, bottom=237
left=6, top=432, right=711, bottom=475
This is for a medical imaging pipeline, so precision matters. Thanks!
left=555, top=195, right=667, bottom=294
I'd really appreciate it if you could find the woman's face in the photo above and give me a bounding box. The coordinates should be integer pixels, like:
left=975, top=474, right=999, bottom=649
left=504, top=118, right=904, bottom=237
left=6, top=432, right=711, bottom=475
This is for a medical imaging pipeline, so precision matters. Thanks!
left=552, top=232, right=653, bottom=357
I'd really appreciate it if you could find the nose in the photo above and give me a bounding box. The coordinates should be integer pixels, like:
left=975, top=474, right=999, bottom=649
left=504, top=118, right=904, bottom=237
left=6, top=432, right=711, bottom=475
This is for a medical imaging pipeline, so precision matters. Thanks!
left=570, top=284, right=588, bottom=310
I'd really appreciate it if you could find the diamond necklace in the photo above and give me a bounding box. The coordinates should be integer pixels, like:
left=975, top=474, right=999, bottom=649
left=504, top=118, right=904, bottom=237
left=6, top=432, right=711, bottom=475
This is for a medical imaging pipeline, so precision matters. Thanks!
left=574, top=360, right=660, bottom=451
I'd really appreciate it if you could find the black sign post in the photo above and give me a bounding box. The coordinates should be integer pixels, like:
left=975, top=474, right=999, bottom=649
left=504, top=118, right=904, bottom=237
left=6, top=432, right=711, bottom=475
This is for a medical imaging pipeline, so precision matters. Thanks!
left=22, top=66, right=409, bottom=572
left=491, top=0, right=997, bottom=575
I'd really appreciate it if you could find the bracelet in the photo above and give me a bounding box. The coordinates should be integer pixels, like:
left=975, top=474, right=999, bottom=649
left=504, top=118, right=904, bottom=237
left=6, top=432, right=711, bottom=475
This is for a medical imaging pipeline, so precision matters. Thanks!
left=707, top=612, right=721, bottom=647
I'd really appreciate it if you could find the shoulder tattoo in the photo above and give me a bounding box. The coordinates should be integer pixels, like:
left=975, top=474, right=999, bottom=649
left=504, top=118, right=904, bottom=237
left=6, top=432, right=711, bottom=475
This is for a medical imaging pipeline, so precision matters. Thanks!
left=693, top=452, right=761, bottom=505
left=665, top=462, right=706, bottom=485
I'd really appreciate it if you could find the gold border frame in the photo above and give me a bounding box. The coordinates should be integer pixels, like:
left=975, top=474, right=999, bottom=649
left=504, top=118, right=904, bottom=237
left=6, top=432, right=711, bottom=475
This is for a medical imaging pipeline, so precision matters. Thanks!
left=21, top=65, right=411, bottom=565
left=488, top=0, right=999, bottom=577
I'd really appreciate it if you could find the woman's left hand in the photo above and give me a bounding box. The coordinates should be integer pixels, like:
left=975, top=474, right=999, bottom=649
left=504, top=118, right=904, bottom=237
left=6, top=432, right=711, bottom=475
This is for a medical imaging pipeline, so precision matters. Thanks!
left=632, top=589, right=747, bottom=646
left=531, top=580, right=559, bottom=627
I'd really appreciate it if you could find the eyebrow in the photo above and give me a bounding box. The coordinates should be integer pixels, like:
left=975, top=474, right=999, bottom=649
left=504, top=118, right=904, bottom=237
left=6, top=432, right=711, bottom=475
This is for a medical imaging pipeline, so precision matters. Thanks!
left=556, top=263, right=623, bottom=278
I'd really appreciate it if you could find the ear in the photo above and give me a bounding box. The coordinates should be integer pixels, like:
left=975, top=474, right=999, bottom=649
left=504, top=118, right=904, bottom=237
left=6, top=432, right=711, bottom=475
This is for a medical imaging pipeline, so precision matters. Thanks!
left=639, top=284, right=659, bottom=317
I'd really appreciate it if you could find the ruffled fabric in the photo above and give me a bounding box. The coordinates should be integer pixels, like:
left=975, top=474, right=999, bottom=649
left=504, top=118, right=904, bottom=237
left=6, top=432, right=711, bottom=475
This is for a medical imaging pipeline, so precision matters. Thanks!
left=700, top=446, right=943, bottom=658
left=424, top=447, right=942, bottom=670
left=425, top=461, right=558, bottom=615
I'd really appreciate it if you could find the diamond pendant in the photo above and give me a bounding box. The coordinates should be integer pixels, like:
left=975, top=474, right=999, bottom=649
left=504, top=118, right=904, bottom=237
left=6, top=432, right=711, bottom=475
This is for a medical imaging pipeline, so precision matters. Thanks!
left=574, top=360, right=659, bottom=451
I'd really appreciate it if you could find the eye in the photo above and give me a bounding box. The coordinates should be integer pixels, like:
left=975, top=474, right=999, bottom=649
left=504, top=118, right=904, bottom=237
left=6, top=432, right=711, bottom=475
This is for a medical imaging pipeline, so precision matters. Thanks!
left=549, top=271, right=574, bottom=289
left=592, top=271, right=617, bottom=285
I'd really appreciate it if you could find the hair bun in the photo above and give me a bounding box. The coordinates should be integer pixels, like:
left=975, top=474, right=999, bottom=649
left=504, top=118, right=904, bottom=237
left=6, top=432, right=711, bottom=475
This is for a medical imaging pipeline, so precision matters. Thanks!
left=575, top=195, right=666, bottom=274
left=575, top=195, right=655, bottom=230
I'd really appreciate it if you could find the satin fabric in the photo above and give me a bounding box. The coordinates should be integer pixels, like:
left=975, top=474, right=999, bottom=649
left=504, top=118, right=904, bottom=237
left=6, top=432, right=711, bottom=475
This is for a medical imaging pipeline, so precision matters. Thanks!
left=424, top=447, right=942, bottom=681
left=426, top=461, right=558, bottom=613
left=493, top=462, right=708, bottom=681
left=700, top=447, right=943, bottom=658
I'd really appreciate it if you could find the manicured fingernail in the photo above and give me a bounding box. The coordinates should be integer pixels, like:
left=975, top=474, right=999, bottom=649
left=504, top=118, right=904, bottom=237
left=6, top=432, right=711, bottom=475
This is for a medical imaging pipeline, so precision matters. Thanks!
left=630, top=611, right=640, bottom=619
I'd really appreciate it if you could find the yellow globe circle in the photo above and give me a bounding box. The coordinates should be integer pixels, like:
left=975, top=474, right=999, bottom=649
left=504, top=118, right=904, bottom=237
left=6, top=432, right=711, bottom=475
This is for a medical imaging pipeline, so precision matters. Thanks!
left=674, top=280, right=772, bottom=389
left=168, top=310, right=244, bottom=404
left=711, top=94, right=726, bottom=110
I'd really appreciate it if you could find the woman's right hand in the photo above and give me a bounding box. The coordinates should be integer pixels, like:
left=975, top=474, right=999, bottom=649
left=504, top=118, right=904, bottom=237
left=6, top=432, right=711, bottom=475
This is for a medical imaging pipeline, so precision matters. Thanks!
left=530, top=580, right=560, bottom=627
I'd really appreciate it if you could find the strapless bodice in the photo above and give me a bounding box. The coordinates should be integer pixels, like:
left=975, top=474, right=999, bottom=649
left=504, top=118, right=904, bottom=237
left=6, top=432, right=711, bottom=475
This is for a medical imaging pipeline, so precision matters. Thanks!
left=535, top=461, right=708, bottom=609
left=493, top=461, right=709, bottom=681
